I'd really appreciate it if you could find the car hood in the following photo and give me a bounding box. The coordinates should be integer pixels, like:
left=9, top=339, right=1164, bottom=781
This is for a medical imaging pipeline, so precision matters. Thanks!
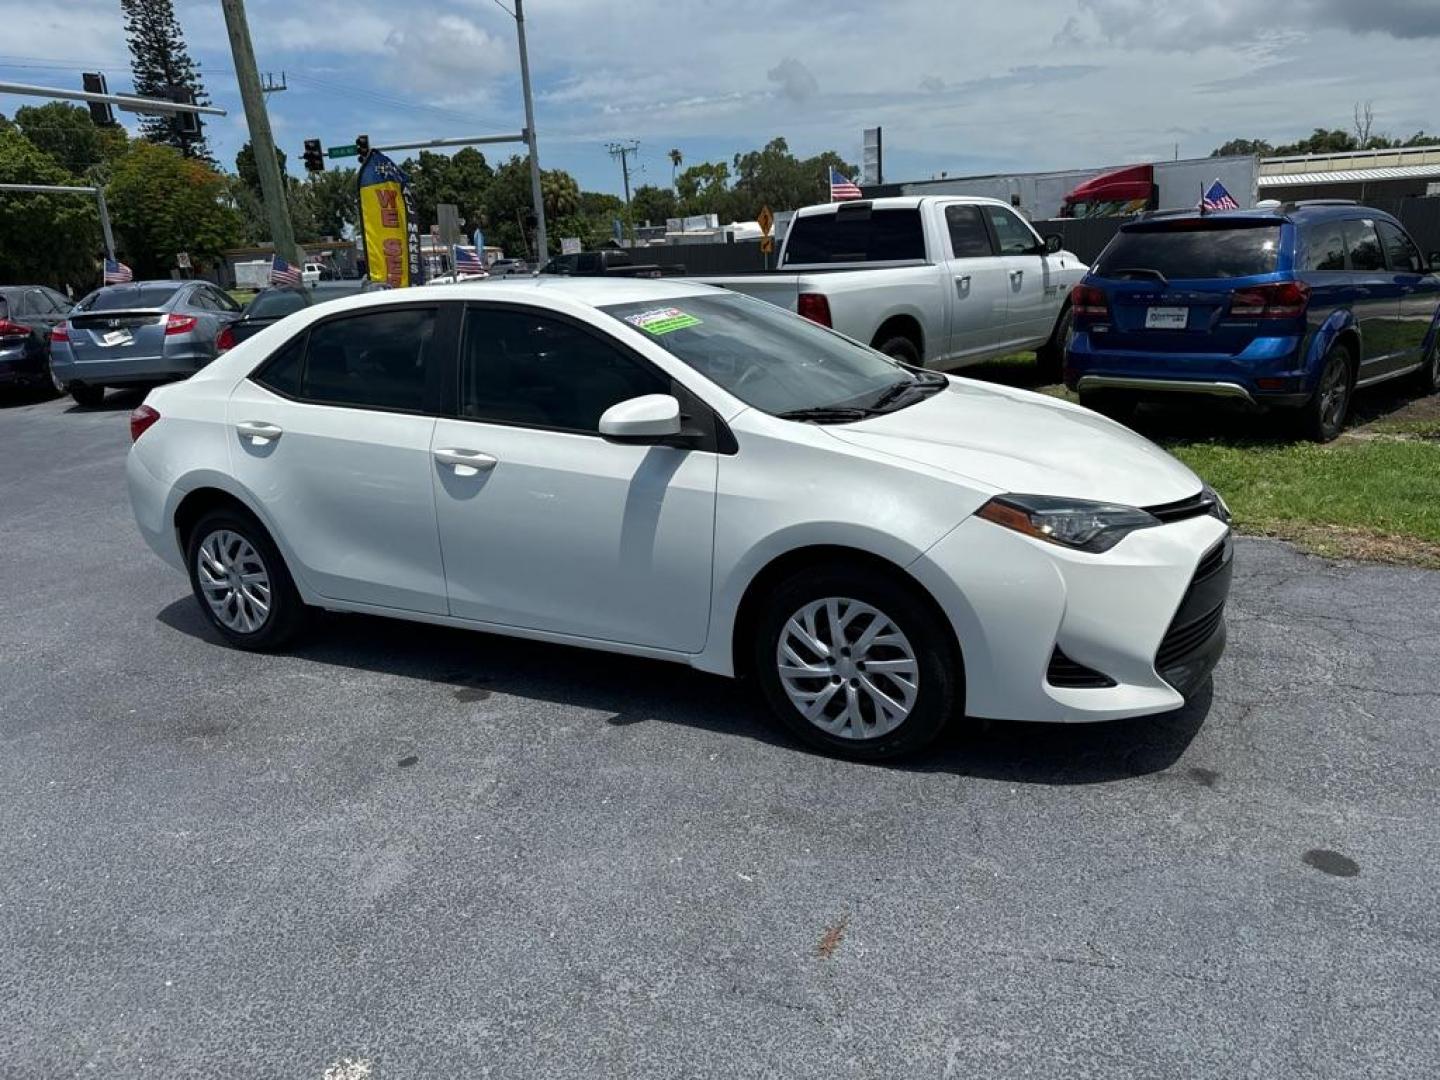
left=823, top=378, right=1202, bottom=507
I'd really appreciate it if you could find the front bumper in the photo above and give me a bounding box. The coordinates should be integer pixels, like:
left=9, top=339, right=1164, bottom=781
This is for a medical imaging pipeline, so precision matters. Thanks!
left=909, top=510, right=1231, bottom=723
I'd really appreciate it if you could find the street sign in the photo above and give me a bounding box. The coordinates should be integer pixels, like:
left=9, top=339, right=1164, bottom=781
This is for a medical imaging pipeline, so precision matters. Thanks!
left=757, top=204, right=774, bottom=236
left=327, top=144, right=358, bottom=159
left=176, top=251, right=191, bottom=269
left=759, top=235, right=774, bottom=255
left=561, top=237, right=581, bottom=255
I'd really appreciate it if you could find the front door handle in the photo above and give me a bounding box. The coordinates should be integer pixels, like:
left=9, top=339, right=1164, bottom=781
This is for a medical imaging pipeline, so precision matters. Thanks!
left=954, top=274, right=971, bottom=296
left=434, top=448, right=498, bottom=476
left=236, top=420, right=283, bottom=443
left=1010, top=269, right=1024, bottom=281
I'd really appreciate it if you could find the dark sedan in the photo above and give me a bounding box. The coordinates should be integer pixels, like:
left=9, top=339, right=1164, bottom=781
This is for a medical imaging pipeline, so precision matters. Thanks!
left=216, top=287, right=315, bottom=353
left=0, top=285, right=72, bottom=394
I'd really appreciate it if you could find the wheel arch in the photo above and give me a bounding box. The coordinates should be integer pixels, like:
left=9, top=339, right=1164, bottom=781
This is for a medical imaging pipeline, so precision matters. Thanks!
left=168, top=476, right=318, bottom=603
left=870, top=313, right=925, bottom=360
left=1308, top=311, right=1361, bottom=385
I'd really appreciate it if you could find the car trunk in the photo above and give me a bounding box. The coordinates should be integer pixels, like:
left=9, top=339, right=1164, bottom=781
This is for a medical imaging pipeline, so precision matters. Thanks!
left=66, top=310, right=169, bottom=361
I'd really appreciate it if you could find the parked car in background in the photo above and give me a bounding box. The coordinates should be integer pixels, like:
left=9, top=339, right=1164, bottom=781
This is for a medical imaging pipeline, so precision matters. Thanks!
left=693, top=196, right=1087, bottom=377
left=302, top=263, right=323, bottom=286
left=540, top=249, right=675, bottom=278
left=216, top=287, right=315, bottom=353
left=487, top=258, right=530, bottom=277
left=49, top=280, right=244, bottom=406
left=125, top=277, right=1230, bottom=762
left=1065, top=202, right=1440, bottom=440
left=0, top=285, right=71, bottom=395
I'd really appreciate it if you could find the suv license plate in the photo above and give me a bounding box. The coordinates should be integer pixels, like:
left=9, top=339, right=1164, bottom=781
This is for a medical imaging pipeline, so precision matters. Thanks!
left=1145, top=307, right=1188, bottom=330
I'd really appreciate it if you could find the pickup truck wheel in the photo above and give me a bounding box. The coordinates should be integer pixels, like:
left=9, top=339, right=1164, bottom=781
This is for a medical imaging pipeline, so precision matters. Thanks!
left=875, top=335, right=920, bottom=366
left=1035, top=306, right=1072, bottom=382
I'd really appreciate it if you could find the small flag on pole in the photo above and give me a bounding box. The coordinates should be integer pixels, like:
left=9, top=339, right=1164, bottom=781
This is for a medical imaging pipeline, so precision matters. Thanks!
left=102, top=257, right=133, bottom=284
left=452, top=244, right=486, bottom=276
left=1201, top=179, right=1239, bottom=212
left=269, top=254, right=303, bottom=287
left=829, top=168, right=862, bottom=202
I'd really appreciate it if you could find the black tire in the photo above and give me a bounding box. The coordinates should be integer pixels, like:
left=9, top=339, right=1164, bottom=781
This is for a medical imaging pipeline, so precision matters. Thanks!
left=875, top=335, right=921, bottom=366
left=751, top=562, right=960, bottom=761
left=1035, top=305, right=1072, bottom=382
left=1078, top=388, right=1137, bottom=425
left=184, top=508, right=307, bottom=651
left=1299, top=341, right=1355, bottom=443
left=1412, top=333, right=1440, bottom=395
left=69, top=384, right=104, bottom=407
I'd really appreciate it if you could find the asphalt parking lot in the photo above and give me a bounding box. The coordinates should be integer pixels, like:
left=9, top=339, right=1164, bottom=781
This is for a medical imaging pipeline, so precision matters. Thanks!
left=2, top=390, right=1438, bottom=1079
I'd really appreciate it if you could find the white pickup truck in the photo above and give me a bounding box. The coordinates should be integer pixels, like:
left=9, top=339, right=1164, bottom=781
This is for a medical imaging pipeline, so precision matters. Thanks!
left=693, top=196, right=1088, bottom=376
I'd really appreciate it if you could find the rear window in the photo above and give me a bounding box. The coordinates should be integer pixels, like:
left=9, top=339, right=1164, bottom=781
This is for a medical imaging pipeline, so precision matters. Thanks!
left=1095, top=223, right=1282, bottom=280
left=79, top=284, right=183, bottom=312
left=783, top=207, right=926, bottom=264
left=248, top=290, right=311, bottom=319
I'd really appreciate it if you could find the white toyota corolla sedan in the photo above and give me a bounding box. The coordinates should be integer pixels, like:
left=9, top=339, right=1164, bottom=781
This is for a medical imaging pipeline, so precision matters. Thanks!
left=126, top=278, right=1232, bottom=760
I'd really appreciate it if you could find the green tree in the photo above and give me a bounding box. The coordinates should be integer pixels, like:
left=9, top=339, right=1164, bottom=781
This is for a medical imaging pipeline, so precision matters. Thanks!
left=0, top=127, right=100, bottom=288
left=629, top=184, right=677, bottom=226
left=728, top=137, right=856, bottom=221
left=235, top=140, right=288, bottom=197
left=107, top=141, right=240, bottom=276
left=675, top=160, right=731, bottom=217
left=1211, top=138, right=1273, bottom=158
left=668, top=147, right=682, bottom=186
left=121, top=0, right=212, bottom=161
left=306, top=167, right=359, bottom=239
left=542, top=169, right=581, bottom=219
left=402, top=148, right=493, bottom=231
left=14, top=103, right=127, bottom=178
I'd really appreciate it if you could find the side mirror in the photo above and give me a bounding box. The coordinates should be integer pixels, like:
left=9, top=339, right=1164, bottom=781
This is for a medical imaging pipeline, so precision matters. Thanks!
left=598, top=394, right=682, bottom=442
left=1429, top=252, right=1440, bottom=272
left=1043, top=234, right=1064, bottom=255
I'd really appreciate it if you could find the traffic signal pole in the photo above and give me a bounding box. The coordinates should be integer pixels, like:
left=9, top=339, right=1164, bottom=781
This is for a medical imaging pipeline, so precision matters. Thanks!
left=514, top=0, right=548, bottom=262
left=219, top=0, right=301, bottom=268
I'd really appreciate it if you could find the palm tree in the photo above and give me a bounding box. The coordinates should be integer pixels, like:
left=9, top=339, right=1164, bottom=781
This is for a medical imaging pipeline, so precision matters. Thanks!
left=668, top=148, right=683, bottom=189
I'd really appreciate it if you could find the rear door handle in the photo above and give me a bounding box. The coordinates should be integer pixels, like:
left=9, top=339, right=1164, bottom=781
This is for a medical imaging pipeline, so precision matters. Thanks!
left=1010, top=269, right=1024, bottom=280
left=236, top=421, right=283, bottom=443
left=434, top=448, right=498, bottom=476
left=954, top=274, right=971, bottom=295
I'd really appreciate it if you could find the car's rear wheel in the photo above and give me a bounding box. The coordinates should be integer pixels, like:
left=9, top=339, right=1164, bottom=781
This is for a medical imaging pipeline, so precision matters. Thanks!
left=875, top=335, right=921, bottom=366
left=69, top=384, right=104, bottom=407
left=1300, top=342, right=1354, bottom=442
left=1413, top=334, right=1440, bottom=395
left=752, top=564, right=959, bottom=760
left=185, top=509, right=306, bottom=650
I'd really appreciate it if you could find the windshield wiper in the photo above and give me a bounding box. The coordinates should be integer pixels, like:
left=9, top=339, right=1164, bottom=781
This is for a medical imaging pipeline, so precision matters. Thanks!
left=776, top=406, right=871, bottom=424
left=870, top=372, right=948, bottom=412
left=1106, top=266, right=1170, bottom=285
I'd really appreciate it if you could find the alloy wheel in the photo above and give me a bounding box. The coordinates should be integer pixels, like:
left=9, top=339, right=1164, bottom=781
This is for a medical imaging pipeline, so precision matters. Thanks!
left=1319, top=354, right=1349, bottom=432
left=195, top=529, right=272, bottom=633
left=776, top=597, right=919, bottom=740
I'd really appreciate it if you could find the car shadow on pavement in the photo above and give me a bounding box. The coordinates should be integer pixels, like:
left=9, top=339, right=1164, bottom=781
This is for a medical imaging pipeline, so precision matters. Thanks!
left=0, top=385, right=62, bottom=409
left=63, top=388, right=147, bottom=414
left=157, top=599, right=1208, bottom=784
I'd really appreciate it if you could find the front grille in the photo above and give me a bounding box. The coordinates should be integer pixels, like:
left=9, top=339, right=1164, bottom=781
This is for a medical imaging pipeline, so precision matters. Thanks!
left=1156, top=603, right=1224, bottom=671
left=1047, top=647, right=1117, bottom=689
left=1144, top=489, right=1220, bottom=524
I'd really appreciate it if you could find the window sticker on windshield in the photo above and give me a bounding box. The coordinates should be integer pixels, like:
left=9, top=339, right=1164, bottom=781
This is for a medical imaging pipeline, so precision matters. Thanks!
left=625, top=307, right=701, bottom=335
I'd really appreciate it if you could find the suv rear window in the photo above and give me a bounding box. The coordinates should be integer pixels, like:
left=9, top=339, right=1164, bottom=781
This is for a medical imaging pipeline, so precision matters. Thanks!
left=1095, top=223, right=1282, bottom=280
left=783, top=207, right=926, bottom=265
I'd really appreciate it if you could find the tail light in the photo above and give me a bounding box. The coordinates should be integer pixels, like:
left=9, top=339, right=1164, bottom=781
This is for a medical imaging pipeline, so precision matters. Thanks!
left=129, top=403, right=160, bottom=442
left=0, top=318, right=29, bottom=340
left=797, top=292, right=832, bottom=328
left=215, top=324, right=236, bottom=353
left=50, top=322, right=70, bottom=342
left=165, top=313, right=198, bottom=335
left=1230, top=281, right=1310, bottom=318
left=1071, top=284, right=1109, bottom=317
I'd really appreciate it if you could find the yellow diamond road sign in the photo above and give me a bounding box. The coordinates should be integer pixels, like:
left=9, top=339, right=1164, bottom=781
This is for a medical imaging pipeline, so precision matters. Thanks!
left=760, top=235, right=774, bottom=255
left=757, top=205, right=774, bottom=236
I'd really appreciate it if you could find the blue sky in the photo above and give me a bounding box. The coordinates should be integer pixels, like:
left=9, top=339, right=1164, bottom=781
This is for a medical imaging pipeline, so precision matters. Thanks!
left=2, top=0, right=1438, bottom=194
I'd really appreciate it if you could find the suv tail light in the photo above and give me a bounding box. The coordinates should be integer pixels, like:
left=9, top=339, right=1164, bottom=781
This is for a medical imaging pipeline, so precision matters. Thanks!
left=0, top=318, right=29, bottom=340
left=215, top=324, right=236, bottom=353
left=797, top=292, right=832, bottom=328
left=165, top=313, right=198, bottom=335
left=129, top=403, right=160, bottom=442
left=49, top=322, right=69, bottom=342
left=1230, top=281, right=1310, bottom=318
left=1071, top=284, right=1109, bottom=317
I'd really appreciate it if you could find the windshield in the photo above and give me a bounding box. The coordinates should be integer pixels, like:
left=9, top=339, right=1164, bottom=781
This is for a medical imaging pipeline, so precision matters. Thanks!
left=76, top=284, right=183, bottom=311
left=600, top=292, right=943, bottom=418
left=1095, top=223, right=1282, bottom=280
left=247, top=289, right=311, bottom=318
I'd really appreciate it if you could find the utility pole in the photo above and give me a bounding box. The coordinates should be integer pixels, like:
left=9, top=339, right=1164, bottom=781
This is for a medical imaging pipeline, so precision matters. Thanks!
left=514, top=0, right=548, bottom=262
left=219, top=0, right=300, bottom=267
left=607, top=140, right=639, bottom=244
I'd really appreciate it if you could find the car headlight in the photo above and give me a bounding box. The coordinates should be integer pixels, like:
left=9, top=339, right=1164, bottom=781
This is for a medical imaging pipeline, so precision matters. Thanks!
left=1204, top=484, right=1232, bottom=524
left=976, top=494, right=1160, bottom=553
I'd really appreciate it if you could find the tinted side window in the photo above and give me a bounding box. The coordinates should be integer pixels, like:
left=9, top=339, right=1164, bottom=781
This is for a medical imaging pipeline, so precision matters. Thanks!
left=461, top=308, right=668, bottom=432
left=26, top=289, right=57, bottom=314
left=945, top=205, right=993, bottom=258
left=1302, top=222, right=1347, bottom=272
left=189, top=289, right=217, bottom=311
left=211, top=288, right=242, bottom=312
left=1377, top=221, right=1424, bottom=273
left=782, top=208, right=926, bottom=264
left=982, top=205, right=1038, bottom=255
left=1344, top=220, right=1385, bottom=272
left=253, top=334, right=305, bottom=397
left=303, top=308, right=437, bottom=411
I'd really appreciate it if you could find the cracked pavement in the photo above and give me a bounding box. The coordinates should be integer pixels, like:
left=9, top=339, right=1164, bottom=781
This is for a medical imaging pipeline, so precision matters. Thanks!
left=1, top=391, right=1437, bottom=1078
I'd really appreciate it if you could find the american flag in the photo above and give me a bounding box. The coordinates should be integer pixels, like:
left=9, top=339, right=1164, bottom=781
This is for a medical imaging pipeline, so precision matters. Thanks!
left=829, top=168, right=862, bottom=202
left=452, top=244, right=486, bottom=275
left=1201, top=179, right=1239, bottom=212
left=269, top=255, right=303, bottom=287
left=103, top=257, right=133, bottom=284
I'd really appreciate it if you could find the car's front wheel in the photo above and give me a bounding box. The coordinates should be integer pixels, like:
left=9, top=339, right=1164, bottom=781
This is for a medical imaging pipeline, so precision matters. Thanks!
left=752, top=563, right=960, bottom=760
left=185, top=509, right=306, bottom=650
left=1413, top=334, right=1440, bottom=396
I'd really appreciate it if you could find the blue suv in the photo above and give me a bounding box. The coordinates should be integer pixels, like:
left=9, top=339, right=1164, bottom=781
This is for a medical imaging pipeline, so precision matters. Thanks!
left=1064, top=202, right=1440, bottom=440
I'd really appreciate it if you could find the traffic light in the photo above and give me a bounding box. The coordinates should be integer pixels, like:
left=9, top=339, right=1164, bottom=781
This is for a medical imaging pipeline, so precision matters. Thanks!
left=303, top=138, right=324, bottom=173
left=355, top=134, right=370, bottom=162
left=81, top=72, right=115, bottom=126
left=165, top=86, right=201, bottom=138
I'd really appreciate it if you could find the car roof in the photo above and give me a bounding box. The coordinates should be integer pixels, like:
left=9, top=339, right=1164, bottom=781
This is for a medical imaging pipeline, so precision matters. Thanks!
left=1122, top=203, right=1399, bottom=231
left=372, top=275, right=724, bottom=308
left=792, top=194, right=1011, bottom=218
